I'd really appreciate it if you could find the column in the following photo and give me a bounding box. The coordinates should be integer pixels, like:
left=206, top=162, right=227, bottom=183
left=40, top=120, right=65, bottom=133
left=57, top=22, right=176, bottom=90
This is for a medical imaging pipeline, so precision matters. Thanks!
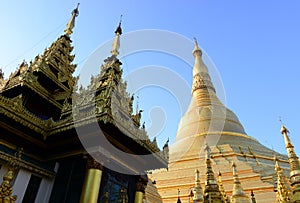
left=134, top=177, right=147, bottom=203
left=14, top=169, right=31, bottom=203
left=80, top=156, right=103, bottom=203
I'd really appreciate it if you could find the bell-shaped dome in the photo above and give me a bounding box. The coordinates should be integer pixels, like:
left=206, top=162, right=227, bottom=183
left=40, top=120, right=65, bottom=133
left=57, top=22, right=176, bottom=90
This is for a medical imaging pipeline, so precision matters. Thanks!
left=175, top=39, right=246, bottom=143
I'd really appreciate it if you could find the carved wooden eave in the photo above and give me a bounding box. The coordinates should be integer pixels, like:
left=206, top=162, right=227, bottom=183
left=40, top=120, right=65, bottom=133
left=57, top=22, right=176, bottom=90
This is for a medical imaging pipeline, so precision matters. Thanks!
left=1, top=70, right=70, bottom=110
left=0, top=150, right=55, bottom=178
left=0, top=95, right=50, bottom=137
left=0, top=94, right=167, bottom=165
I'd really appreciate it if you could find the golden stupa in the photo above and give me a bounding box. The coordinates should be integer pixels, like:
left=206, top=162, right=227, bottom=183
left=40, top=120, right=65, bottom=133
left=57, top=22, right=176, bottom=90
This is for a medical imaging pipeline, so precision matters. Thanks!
left=149, top=39, right=291, bottom=203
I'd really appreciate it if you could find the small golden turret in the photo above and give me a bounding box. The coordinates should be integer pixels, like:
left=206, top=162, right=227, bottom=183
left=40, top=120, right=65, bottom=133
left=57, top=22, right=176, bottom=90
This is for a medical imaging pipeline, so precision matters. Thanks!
left=250, top=190, right=256, bottom=203
left=192, top=169, right=204, bottom=203
left=218, top=171, right=230, bottom=202
left=231, top=162, right=249, bottom=203
left=274, top=155, right=293, bottom=203
left=203, top=144, right=223, bottom=202
left=280, top=125, right=300, bottom=202
left=64, top=3, right=80, bottom=35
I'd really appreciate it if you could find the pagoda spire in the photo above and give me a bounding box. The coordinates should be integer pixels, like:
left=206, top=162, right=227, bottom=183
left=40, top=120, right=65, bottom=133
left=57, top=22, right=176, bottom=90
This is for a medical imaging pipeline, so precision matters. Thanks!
left=111, top=15, right=123, bottom=57
left=274, top=155, right=293, bottom=203
left=231, top=162, right=249, bottom=203
left=280, top=125, right=300, bottom=202
left=250, top=190, right=256, bottom=203
left=192, top=169, right=204, bottom=203
left=64, top=3, right=80, bottom=35
left=218, top=171, right=230, bottom=203
left=192, top=37, right=215, bottom=94
left=177, top=189, right=182, bottom=203
left=203, top=144, right=223, bottom=202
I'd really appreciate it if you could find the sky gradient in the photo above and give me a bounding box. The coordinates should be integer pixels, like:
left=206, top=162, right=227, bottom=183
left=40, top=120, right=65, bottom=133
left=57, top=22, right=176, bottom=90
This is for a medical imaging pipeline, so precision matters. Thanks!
left=0, top=1, right=299, bottom=155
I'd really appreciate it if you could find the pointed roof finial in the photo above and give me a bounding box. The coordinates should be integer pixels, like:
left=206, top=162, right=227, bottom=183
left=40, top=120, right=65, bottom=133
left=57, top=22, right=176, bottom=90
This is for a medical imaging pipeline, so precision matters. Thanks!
left=193, top=37, right=202, bottom=56
left=64, top=3, right=80, bottom=35
left=111, top=15, right=123, bottom=56
left=115, top=15, right=123, bottom=35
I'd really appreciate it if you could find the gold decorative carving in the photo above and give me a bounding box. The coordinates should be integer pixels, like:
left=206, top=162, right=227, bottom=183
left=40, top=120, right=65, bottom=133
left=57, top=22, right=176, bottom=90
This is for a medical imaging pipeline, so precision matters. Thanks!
left=0, top=170, right=17, bottom=203
left=86, top=156, right=103, bottom=170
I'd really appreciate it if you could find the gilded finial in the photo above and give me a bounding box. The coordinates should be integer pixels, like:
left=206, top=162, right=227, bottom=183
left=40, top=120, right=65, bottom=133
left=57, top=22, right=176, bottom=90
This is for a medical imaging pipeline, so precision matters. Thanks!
left=111, top=16, right=123, bottom=56
left=64, top=3, right=80, bottom=35
left=194, top=37, right=199, bottom=47
left=231, top=161, right=248, bottom=200
left=192, top=37, right=202, bottom=57
left=204, top=143, right=211, bottom=159
left=279, top=117, right=290, bottom=135
left=115, top=15, right=123, bottom=35
left=192, top=169, right=204, bottom=202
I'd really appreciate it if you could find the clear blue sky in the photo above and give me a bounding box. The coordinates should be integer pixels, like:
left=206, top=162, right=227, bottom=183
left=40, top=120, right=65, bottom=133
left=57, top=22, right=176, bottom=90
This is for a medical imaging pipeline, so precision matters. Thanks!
left=0, top=1, right=299, bottom=155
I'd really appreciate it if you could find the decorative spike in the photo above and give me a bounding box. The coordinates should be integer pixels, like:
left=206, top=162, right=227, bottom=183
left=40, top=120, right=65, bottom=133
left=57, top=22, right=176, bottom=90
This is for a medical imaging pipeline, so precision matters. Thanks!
left=280, top=125, right=300, bottom=202
left=251, top=190, right=256, bottom=203
left=192, top=169, right=204, bottom=202
left=203, top=144, right=223, bottom=201
left=274, top=155, right=293, bottom=202
left=193, top=37, right=202, bottom=56
left=205, top=143, right=211, bottom=160
left=111, top=16, right=123, bottom=56
left=177, top=189, right=181, bottom=203
left=218, top=171, right=229, bottom=202
left=231, top=162, right=249, bottom=202
left=64, top=3, right=80, bottom=35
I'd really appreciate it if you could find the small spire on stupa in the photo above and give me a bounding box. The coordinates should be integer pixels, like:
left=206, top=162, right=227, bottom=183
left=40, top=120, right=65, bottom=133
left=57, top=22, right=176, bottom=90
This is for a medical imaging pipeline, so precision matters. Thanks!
left=204, top=144, right=216, bottom=187
left=280, top=124, right=300, bottom=201
left=274, top=154, right=293, bottom=202
left=64, top=3, right=80, bottom=35
left=251, top=190, right=257, bottom=203
left=177, top=189, right=182, bottom=203
left=231, top=162, right=249, bottom=202
left=203, top=144, right=223, bottom=201
left=218, top=171, right=230, bottom=202
left=192, top=169, right=204, bottom=203
left=111, top=15, right=123, bottom=57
